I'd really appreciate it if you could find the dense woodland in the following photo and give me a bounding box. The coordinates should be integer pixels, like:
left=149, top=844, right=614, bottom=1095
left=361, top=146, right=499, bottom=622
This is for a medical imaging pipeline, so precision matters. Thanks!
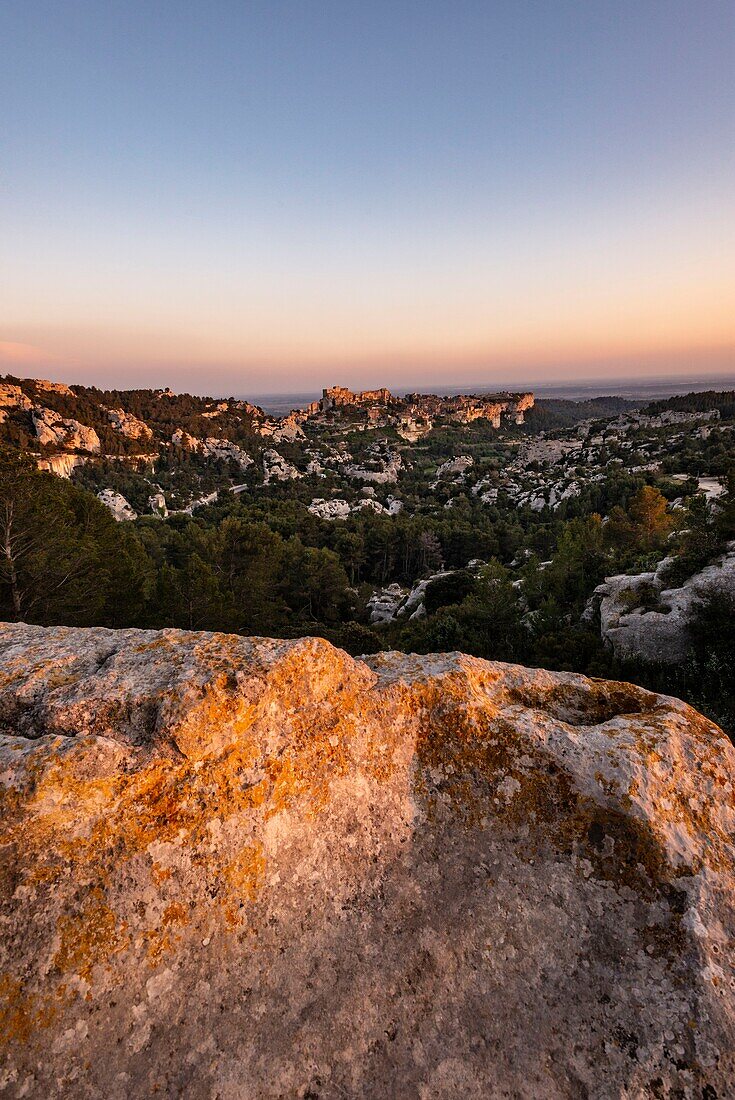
left=2, top=384, right=734, bottom=737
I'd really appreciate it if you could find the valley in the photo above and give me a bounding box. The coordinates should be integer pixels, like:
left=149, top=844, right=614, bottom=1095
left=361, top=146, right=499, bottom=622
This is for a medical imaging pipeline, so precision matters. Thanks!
left=1, top=374, right=734, bottom=737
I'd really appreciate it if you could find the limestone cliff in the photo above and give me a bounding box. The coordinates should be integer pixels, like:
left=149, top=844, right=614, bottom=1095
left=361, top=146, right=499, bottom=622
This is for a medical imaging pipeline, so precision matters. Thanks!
left=0, top=623, right=733, bottom=1098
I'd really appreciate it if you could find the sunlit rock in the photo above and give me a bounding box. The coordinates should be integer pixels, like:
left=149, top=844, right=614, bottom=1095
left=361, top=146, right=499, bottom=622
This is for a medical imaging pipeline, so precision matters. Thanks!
left=0, top=623, right=732, bottom=1097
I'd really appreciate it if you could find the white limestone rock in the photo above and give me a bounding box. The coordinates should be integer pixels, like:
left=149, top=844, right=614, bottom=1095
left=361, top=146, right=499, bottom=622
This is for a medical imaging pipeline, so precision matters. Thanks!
left=148, top=490, right=168, bottom=517
left=587, top=543, right=735, bottom=663
left=32, top=407, right=101, bottom=453
left=308, top=498, right=352, bottom=520
left=106, top=408, right=153, bottom=441
left=97, top=488, right=137, bottom=522
left=262, top=448, right=300, bottom=483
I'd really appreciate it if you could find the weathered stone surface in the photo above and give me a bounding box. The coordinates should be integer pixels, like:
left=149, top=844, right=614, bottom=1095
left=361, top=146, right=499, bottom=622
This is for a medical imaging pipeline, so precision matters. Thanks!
left=97, top=488, right=138, bottom=522
left=587, top=542, right=735, bottom=663
left=171, top=429, right=254, bottom=472
left=32, top=407, right=101, bottom=453
left=0, top=383, right=32, bottom=412
left=106, top=407, right=153, bottom=441
left=262, top=448, right=300, bottom=483
left=0, top=623, right=733, bottom=1098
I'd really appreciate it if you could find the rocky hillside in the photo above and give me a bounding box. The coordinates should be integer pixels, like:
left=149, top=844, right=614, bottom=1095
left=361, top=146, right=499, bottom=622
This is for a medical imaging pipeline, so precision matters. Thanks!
left=0, top=624, right=733, bottom=1097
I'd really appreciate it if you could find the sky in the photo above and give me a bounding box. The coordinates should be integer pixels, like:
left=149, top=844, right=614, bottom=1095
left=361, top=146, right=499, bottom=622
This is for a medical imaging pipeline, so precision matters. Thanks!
left=1, top=0, right=734, bottom=396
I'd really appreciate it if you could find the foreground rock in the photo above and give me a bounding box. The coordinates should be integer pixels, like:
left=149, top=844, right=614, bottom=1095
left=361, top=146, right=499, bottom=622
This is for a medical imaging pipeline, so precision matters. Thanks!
left=0, top=623, right=733, bottom=1098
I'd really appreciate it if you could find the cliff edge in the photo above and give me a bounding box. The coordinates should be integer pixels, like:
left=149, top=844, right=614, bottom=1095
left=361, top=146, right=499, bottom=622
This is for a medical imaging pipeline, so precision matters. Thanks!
left=0, top=623, right=733, bottom=1097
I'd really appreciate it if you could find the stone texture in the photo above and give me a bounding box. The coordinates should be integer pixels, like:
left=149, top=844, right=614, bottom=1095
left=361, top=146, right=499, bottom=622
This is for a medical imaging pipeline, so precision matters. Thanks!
left=587, top=542, right=735, bottom=664
left=0, top=623, right=733, bottom=1098
left=171, top=430, right=254, bottom=473
left=106, top=408, right=153, bottom=441
left=0, top=383, right=32, bottom=412
left=262, top=448, right=300, bottom=483
left=31, top=407, right=101, bottom=454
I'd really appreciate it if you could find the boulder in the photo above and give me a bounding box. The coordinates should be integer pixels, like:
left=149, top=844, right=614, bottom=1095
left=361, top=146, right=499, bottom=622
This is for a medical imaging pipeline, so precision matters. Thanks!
left=588, top=543, right=735, bottom=663
left=366, top=582, right=408, bottom=623
left=308, top=498, right=352, bottom=520
left=0, top=624, right=733, bottom=1098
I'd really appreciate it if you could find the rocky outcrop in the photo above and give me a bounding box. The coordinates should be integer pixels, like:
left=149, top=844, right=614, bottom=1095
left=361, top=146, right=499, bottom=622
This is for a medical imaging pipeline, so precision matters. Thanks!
left=0, top=622, right=733, bottom=1098
left=257, top=413, right=306, bottom=442
left=262, top=448, right=300, bottom=483
left=308, top=497, right=352, bottom=520
left=433, top=454, right=474, bottom=487
left=31, top=378, right=75, bottom=396
left=366, top=582, right=409, bottom=622
left=106, top=408, right=153, bottom=441
left=171, top=430, right=253, bottom=472
left=587, top=543, right=735, bottom=664
left=0, top=383, right=32, bottom=412
left=32, top=407, right=100, bottom=453
left=345, top=444, right=403, bottom=484
left=97, top=489, right=138, bottom=522
left=35, top=453, right=89, bottom=478
left=319, top=385, right=394, bottom=411
left=308, top=496, right=403, bottom=521
left=148, top=490, right=168, bottom=517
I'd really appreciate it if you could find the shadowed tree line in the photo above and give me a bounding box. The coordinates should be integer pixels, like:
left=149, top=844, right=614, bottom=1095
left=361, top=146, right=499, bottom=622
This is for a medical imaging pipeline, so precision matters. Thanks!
left=1, top=446, right=733, bottom=737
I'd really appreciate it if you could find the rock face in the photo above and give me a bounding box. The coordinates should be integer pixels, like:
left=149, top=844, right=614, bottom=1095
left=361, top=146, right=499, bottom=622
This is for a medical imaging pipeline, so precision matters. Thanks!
left=262, top=448, right=300, bottom=483
left=36, top=453, right=89, bottom=478
left=32, top=407, right=101, bottom=453
left=588, top=543, right=735, bottom=664
left=97, top=489, right=138, bottom=522
left=171, top=430, right=254, bottom=472
left=0, top=383, right=32, bottom=412
left=106, top=407, right=153, bottom=441
left=0, top=623, right=733, bottom=1099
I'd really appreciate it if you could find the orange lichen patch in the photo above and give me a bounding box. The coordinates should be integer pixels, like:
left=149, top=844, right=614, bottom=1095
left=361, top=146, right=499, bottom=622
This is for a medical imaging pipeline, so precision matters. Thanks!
left=0, top=974, right=59, bottom=1045
left=53, top=887, right=128, bottom=980
left=171, top=679, right=258, bottom=758
left=220, top=844, right=267, bottom=928
left=413, top=696, right=574, bottom=832
left=410, top=692, right=686, bottom=894
left=150, top=862, right=172, bottom=884
left=162, top=901, right=188, bottom=926
left=133, top=638, right=177, bottom=653
left=620, top=712, right=735, bottom=874
left=138, top=903, right=189, bottom=965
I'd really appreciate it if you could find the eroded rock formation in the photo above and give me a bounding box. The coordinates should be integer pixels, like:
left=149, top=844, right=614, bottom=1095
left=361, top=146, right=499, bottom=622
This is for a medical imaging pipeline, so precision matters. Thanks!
left=587, top=542, right=735, bottom=664
left=0, top=624, right=733, bottom=1098
left=32, top=407, right=101, bottom=454
left=97, top=488, right=138, bottom=522
left=106, top=407, right=153, bottom=441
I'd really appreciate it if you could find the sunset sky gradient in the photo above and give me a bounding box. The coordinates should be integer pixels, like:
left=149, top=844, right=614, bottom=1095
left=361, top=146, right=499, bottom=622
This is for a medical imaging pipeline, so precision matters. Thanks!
left=2, top=1, right=734, bottom=394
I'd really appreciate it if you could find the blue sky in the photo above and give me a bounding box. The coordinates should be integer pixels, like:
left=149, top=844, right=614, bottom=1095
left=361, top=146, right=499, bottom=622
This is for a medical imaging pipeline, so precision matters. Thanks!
left=2, top=1, right=734, bottom=393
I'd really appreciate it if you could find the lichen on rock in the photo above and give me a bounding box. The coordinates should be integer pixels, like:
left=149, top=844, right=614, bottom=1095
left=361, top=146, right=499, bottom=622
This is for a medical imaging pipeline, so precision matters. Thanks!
left=0, top=622, right=733, bottom=1098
